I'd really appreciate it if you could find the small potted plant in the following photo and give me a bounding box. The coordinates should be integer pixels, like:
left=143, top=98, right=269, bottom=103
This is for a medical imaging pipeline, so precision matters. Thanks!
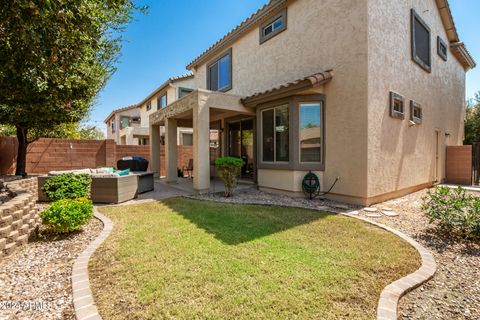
left=215, top=157, right=244, bottom=197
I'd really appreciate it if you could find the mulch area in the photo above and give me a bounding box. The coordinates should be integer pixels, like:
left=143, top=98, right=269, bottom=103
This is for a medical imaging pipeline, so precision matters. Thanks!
left=0, top=217, right=103, bottom=320
left=192, top=188, right=480, bottom=320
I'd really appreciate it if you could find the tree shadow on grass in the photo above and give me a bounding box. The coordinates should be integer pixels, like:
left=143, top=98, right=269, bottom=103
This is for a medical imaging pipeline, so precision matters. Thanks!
left=162, top=198, right=331, bottom=245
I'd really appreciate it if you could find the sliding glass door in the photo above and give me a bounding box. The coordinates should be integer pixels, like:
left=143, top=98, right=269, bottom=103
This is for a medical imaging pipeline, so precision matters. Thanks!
left=228, top=118, right=255, bottom=180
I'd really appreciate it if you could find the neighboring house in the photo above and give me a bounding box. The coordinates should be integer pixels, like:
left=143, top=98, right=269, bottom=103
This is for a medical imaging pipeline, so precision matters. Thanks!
left=139, top=74, right=196, bottom=146
left=104, top=105, right=144, bottom=145
left=104, top=74, right=196, bottom=146
left=149, top=0, right=475, bottom=205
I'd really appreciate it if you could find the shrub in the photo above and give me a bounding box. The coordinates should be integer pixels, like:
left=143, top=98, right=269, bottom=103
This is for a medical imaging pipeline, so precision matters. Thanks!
left=42, top=173, right=92, bottom=201
left=40, top=198, right=93, bottom=233
left=422, top=186, right=480, bottom=239
left=215, top=157, right=244, bottom=197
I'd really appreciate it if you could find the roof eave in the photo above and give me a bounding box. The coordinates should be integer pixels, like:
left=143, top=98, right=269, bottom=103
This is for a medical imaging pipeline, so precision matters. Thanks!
left=451, top=42, right=477, bottom=70
left=186, top=0, right=290, bottom=70
left=137, top=74, right=194, bottom=108
left=241, top=71, right=333, bottom=107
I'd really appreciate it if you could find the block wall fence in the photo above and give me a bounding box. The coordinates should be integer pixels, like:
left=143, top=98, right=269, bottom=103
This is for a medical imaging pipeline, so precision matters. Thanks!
left=0, top=137, right=192, bottom=176
left=445, top=145, right=472, bottom=185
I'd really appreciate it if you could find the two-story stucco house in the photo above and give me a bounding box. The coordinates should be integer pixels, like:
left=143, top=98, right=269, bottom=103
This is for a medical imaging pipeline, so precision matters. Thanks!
left=105, top=104, right=144, bottom=145
left=105, top=74, right=196, bottom=146
left=138, top=74, right=196, bottom=146
left=149, top=0, right=475, bottom=205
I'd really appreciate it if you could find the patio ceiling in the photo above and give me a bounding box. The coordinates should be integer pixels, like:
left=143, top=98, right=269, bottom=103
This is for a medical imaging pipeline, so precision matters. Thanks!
left=149, top=89, right=254, bottom=126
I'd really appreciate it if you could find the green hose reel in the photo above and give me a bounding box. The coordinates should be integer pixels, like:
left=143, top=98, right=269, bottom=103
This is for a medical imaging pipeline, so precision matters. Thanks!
left=302, top=171, right=320, bottom=199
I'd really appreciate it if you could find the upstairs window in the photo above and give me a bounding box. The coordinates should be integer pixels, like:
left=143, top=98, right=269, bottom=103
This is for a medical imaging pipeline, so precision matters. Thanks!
left=411, top=9, right=431, bottom=72
left=178, top=87, right=194, bottom=98
left=260, top=8, right=287, bottom=44
left=111, top=120, right=115, bottom=133
left=157, top=94, right=167, bottom=110
left=437, top=36, right=448, bottom=61
left=146, top=101, right=151, bottom=111
left=207, top=49, right=232, bottom=92
left=120, top=116, right=130, bottom=129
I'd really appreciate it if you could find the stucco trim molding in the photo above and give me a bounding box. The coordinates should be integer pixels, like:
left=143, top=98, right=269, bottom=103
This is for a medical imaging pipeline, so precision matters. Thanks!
left=72, top=208, right=113, bottom=320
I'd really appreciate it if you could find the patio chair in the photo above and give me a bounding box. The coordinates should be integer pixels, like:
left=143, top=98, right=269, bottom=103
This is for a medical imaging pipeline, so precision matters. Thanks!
left=183, top=159, right=193, bottom=178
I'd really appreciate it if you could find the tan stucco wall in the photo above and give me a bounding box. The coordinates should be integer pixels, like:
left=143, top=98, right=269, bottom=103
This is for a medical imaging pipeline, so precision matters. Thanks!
left=366, top=0, right=466, bottom=199
left=257, top=169, right=323, bottom=193
left=140, top=78, right=196, bottom=127
left=105, top=107, right=141, bottom=144
left=193, top=0, right=370, bottom=199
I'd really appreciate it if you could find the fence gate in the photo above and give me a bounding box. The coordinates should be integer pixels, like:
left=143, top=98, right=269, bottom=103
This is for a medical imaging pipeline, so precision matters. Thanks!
left=472, top=143, right=480, bottom=185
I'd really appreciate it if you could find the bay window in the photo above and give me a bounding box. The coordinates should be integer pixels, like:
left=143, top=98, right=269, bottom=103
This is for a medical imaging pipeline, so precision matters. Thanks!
left=299, top=102, right=322, bottom=163
left=257, top=94, right=325, bottom=170
left=262, top=104, right=289, bottom=162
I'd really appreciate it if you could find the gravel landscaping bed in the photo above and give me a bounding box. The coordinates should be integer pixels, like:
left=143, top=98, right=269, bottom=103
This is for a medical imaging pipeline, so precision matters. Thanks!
left=190, top=188, right=359, bottom=212
left=191, top=188, right=480, bottom=320
left=0, top=216, right=103, bottom=320
left=364, top=190, right=480, bottom=320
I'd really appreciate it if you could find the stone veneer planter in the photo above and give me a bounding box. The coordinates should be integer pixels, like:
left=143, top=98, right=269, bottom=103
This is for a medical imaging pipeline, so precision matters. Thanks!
left=0, top=178, right=41, bottom=259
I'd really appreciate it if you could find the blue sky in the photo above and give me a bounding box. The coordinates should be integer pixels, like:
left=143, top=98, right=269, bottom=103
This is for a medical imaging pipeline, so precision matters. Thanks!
left=90, top=0, right=479, bottom=127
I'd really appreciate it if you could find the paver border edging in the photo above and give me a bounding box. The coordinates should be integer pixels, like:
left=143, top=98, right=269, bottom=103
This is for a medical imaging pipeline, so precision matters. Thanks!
left=71, top=207, right=113, bottom=320
left=339, top=213, right=437, bottom=320
left=186, top=195, right=436, bottom=320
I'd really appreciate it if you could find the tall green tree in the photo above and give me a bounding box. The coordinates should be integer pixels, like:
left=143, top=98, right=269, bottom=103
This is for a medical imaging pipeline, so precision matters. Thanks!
left=0, top=0, right=143, bottom=176
left=464, top=92, right=480, bottom=145
left=0, top=122, right=105, bottom=140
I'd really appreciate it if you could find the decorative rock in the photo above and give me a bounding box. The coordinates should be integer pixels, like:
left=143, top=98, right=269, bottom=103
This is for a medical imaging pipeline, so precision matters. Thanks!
left=364, top=207, right=378, bottom=212
left=347, top=210, right=360, bottom=215
left=381, top=207, right=393, bottom=211
left=365, top=213, right=382, bottom=218
left=383, top=211, right=399, bottom=217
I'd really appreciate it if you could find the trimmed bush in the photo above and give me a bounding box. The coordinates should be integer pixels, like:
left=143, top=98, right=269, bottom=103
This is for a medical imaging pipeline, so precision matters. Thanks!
left=215, top=157, right=244, bottom=197
left=42, top=173, right=92, bottom=201
left=40, top=198, right=93, bottom=233
left=422, top=186, right=480, bottom=239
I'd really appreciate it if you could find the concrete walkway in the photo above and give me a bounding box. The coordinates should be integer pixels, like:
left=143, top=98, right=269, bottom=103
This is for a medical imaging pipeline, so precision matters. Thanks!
left=137, top=177, right=255, bottom=201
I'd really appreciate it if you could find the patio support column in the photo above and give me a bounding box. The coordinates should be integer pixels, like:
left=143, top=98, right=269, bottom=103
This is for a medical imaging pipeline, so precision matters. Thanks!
left=165, top=118, right=178, bottom=184
left=193, top=101, right=210, bottom=193
left=149, top=124, right=161, bottom=177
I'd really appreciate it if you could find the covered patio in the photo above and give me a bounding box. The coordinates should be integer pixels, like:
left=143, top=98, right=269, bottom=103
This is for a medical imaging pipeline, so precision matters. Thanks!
left=149, top=89, right=255, bottom=194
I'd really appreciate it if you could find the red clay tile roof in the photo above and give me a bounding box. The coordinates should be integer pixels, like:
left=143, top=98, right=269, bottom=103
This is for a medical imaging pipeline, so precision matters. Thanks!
left=436, top=0, right=476, bottom=69
left=104, top=104, right=138, bottom=123
left=241, top=71, right=333, bottom=105
left=186, top=0, right=289, bottom=70
left=137, top=73, right=194, bottom=107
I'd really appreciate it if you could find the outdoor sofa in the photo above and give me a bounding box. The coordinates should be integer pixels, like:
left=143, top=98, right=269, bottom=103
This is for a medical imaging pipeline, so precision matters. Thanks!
left=37, top=168, right=151, bottom=204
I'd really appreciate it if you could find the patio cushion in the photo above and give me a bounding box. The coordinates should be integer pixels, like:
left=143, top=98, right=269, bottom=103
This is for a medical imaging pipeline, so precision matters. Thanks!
left=116, top=169, right=130, bottom=176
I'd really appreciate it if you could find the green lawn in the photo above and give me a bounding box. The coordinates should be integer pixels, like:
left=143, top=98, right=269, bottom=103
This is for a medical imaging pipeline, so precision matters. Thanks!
left=90, top=198, right=420, bottom=320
